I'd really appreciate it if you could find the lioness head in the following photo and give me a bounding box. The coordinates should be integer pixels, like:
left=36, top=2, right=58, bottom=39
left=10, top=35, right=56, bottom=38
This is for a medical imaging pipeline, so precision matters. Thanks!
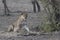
left=20, top=12, right=28, bottom=20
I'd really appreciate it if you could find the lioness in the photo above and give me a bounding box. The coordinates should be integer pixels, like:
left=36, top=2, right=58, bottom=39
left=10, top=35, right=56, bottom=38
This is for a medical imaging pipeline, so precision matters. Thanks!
left=7, top=12, right=40, bottom=35
left=8, top=12, right=28, bottom=32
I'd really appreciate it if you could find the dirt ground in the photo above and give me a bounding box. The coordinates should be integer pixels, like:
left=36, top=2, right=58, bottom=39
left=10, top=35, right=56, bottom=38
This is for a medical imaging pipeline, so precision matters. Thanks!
left=0, top=31, right=60, bottom=40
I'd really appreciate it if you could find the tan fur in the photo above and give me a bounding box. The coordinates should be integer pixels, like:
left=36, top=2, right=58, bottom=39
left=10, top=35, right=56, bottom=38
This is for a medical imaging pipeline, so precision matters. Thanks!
left=8, top=12, right=28, bottom=32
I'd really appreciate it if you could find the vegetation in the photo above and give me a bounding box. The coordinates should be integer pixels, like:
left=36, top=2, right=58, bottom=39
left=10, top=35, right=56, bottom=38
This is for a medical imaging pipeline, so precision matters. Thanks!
left=38, top=0, right=60, bottom=32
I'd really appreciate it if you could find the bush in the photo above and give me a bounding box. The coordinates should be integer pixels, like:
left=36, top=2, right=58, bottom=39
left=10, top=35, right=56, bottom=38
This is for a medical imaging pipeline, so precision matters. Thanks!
left=40, top=21, right=60, bottom=32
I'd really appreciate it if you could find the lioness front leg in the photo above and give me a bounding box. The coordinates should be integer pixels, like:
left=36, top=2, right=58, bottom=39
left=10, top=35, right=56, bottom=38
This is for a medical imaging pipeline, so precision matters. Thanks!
left=8, top=25, right=14, bottom=32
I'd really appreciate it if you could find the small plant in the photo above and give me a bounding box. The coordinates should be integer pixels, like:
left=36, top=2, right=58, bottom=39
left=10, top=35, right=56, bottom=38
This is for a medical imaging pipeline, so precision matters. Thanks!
left=41, top=21, right=60, bottom=32
left=43, top=23, right=54, bottom=32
